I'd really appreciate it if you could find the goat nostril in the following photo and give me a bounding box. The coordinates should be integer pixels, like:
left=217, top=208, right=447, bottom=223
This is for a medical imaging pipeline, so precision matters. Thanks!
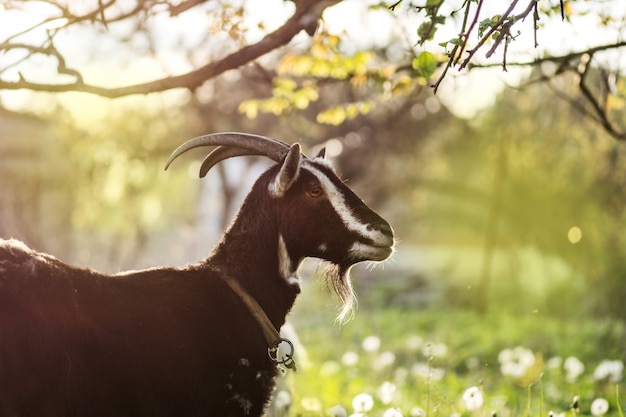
left=378, top=223, right=394, bottom=238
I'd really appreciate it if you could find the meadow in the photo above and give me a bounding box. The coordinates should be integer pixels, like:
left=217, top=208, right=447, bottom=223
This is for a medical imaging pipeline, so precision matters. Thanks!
left=273, top=287, right=625, bottom=417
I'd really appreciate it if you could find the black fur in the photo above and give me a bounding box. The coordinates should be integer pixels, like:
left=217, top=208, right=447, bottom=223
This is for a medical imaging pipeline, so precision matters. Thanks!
left=0, top=159, right=393, bottom=417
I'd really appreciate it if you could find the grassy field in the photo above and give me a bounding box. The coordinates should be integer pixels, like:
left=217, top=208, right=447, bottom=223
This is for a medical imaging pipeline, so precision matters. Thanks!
left=273, top=298, right=625, bottom=417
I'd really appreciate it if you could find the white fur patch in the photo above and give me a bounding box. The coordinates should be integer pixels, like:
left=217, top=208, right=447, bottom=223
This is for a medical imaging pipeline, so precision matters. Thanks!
left=278, top=235, right=300, bottom=288
left=349, top=241, right=393, bottom=262
left=303, top=162, right=389, bottom=245
left=311, top=156, right=336, bottom=172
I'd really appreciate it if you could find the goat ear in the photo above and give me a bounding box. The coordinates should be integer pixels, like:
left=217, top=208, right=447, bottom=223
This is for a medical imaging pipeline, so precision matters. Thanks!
left=269, top=143, right=301, bottom=197
left=315, top=147, right=326, bottom=159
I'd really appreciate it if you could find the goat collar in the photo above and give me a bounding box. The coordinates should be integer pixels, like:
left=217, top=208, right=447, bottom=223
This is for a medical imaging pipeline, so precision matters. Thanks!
left=220, top=277, right=297, bottom=372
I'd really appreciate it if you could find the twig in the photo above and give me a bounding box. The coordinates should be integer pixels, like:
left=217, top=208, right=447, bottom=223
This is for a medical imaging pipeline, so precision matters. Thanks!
left=459, top=0, right=519, bottom=70
left=432, top=0, right=482, bottom=92
left=0, top=0, right=341, bottom=98
left=578, top=54, right=626, bottom=140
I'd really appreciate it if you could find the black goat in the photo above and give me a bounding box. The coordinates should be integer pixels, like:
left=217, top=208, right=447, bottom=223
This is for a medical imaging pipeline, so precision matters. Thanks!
left=0, top=132, right=394, bottom=417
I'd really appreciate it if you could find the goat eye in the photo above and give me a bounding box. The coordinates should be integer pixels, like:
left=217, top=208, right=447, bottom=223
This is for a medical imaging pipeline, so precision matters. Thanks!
left=307, top=185, right=323, bottom=198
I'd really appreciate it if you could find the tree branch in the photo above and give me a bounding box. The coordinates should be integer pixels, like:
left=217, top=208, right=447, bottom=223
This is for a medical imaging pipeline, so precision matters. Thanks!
left=577, top=54, right=626, bottom=140
left=467, top=40, right=626, bottom=70
left=0, top=0, right=341, bottom=98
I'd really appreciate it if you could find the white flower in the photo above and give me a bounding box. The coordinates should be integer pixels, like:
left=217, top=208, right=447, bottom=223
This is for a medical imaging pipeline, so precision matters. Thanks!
left=383, top=408, right=404, bottom=417
left=463, top=386, right=484, bottom=411
left=466, top=357, right=480, bottom=370
left=547, top=357, right=563, bottom=370
left=327, top=404, right=348, bottom=417
left=430, top=367, right=446, bottom=381
left=564, top=357, right=585, bottom=382
left=363, top=336, right=381, bottom=352
left=412, top=363, right=430, bottom=379
left=342, top=351, right=359, bottom=367
left=407, top=335, right=423, bottom=351
left=274, top=390, right=291, bottom=409
left=374, top=351, right=396, bottom=370
left=431, top=342, right=449, bottom=357
left=593, top=360, right=624, bottom=382
left=378, top=381, right=396, bottom=405
left=410, top=407, right=426, bottom=417
left=591, top=398, right=609, bottom=416
left=301, top=397, right=322, bottom=412
left=352, top=393, right=374, bottom=413
left=422, top=342, right=448, bottom=358
left=498, top=347, right=535, bottom=378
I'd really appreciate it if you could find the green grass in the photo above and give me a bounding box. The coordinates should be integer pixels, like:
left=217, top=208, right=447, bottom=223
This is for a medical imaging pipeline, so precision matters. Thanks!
left=278, top=302, right=625, bottom=417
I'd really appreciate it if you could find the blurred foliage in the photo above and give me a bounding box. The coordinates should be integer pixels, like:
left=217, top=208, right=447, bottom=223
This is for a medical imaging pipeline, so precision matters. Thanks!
left=388, top=70, right=626, bottom=319
left=0, top=103, right=204, bottom=268
left=238, top=29, right=428, bottom=125
left=54, top=106, right=197, bottom=235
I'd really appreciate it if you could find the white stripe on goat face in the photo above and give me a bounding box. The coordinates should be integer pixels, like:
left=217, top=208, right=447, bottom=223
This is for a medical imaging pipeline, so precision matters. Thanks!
left=302, top=160, right=388, bottom=245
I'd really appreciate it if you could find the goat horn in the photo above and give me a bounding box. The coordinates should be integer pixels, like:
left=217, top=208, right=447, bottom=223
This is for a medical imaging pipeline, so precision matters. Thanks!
left=198, top=147, right=258, bottom=178
left=164, top=132, right=292, bottom=171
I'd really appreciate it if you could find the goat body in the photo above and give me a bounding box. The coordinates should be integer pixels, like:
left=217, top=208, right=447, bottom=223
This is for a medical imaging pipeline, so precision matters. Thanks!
left=0, top=241, right=283, bottom=416
left=0, top=133, right=394, bottom=417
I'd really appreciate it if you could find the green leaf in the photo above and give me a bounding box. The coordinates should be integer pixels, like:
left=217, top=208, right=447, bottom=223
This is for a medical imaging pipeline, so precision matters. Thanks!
left=412, top=51, right=438, bottom=79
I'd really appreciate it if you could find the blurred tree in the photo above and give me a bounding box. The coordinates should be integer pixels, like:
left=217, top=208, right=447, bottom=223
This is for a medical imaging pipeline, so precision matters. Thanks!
left=412, top=68, right=626, bottom=318
left=2, top=104, right=203, bottom=269
left=0, top=0, right=624, bottom=139
left=0, top=107, right=71, bottom=254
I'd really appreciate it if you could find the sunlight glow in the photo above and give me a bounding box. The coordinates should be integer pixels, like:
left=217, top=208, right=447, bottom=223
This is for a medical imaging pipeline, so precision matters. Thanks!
left=568, top=226, right=582, bottom=244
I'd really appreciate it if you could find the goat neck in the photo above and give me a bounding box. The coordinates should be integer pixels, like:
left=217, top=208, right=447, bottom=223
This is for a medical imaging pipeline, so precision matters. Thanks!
left=207, top=169, right=302, bottom=330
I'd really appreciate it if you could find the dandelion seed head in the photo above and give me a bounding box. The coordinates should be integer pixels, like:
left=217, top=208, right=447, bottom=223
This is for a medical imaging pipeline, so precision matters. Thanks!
left=352, top=393, right=374, bottom=413
left=407, top=335, right=423, bottom=351
left=564, top=357, right=585, bottom=382
left=430, top=367, right=446, bottom=380
left=547, top=356, right=563, bottom=370
left=591, top=398, right=609, bottom=416
left=342, top=351, right=359, bottom=367
left=374, top=351, right=396, bottom=370
left=423, top=342, right=448, bottom=358
left=498, top=346, right=535, bottom=378
left=383, top=407, right=404, bottom=417
left=411, top=407, right=426, bottom=417
left=328, top=404, right=348, bottom=417
left=411, top=363, right=431, bottom=379
left=466, top=357, right=480, bottom=370
left=593, top=360, right=623, bottom=382
left=378, top=381, right=396, bottom=405
left=363, top=335, right=381, bottom=352
left=463, top=386, right=484, bottom=411
left=301, top=397, right=322, bottom=412
left=274, top=390, right=291, bottom=409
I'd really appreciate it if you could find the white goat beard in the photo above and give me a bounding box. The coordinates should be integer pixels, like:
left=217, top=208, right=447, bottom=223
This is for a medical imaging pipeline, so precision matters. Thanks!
left=319, top=262, right=357, bottom=323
